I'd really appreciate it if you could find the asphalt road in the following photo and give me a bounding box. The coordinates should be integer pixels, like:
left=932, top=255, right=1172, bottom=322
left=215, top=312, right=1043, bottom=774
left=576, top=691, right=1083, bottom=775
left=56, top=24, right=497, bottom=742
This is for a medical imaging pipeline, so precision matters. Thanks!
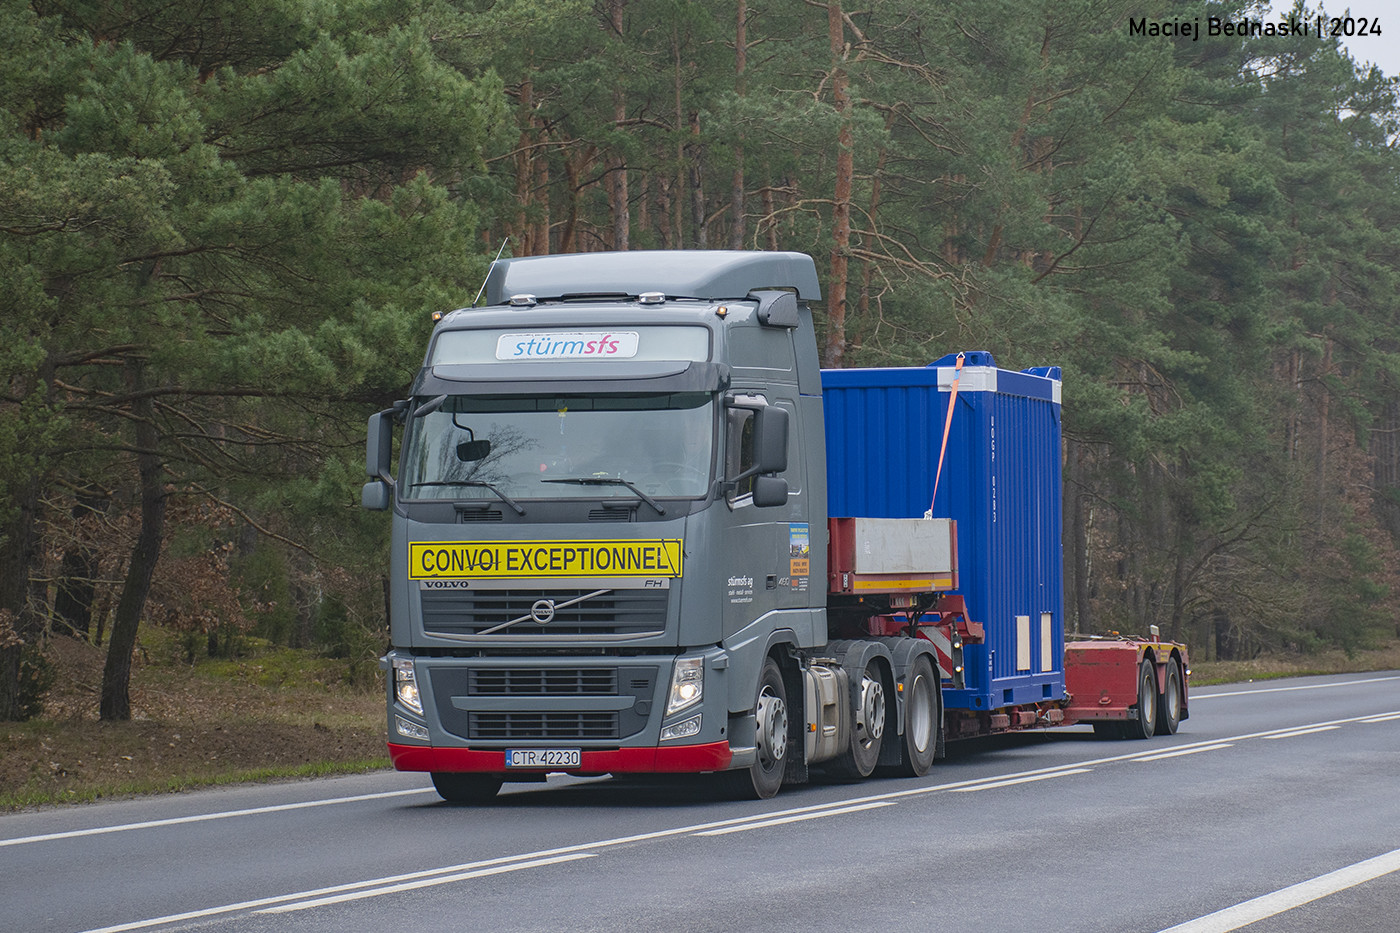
left=4, top=671, right=1399, bottom=933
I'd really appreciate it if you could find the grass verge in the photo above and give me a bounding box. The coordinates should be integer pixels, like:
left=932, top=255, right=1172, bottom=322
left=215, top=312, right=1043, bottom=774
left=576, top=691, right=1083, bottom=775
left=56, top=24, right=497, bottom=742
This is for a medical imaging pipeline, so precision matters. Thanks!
left=1188, top=641, right=1400, bottom=685
left=2, top=628, right=388, bottom=812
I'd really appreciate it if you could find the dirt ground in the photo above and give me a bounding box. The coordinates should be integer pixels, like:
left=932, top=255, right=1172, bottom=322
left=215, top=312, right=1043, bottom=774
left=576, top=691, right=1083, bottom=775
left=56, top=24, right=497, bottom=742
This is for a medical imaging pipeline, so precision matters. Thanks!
left=1, top=634, right=388, bottom=809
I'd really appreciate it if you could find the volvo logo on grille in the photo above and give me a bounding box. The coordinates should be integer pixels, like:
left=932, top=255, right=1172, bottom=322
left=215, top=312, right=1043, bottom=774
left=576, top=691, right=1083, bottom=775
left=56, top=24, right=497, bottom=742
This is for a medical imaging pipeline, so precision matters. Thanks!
left=529, top=599, right=556, bottom=625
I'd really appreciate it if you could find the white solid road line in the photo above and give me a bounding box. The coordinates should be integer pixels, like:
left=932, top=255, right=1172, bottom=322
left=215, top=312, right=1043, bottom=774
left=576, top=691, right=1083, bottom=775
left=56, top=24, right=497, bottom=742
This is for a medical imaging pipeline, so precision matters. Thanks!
left=1134, top=743, right=1235, bottom=762
left=948, top=768, right=1092, bottom=792
left=0, top=787, right=435, bottom=848
left=1263, top=725, right=1342, bottom=740
left=694, top=800, right=896, bottom=835
left=1157, top=847, right=1400, bottom=933
left=259, top=853, right=598, bottom=913
left=77, top=851, right=598, bottom=933
left=1192, top=674, right=1400, bottom=699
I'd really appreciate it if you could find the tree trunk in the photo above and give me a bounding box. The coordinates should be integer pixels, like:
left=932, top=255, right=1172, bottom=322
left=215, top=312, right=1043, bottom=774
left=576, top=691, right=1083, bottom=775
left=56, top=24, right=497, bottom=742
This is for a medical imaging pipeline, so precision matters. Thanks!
left=53, top=486, right=110, bottom=638
left=0, top=481, right=42, bottom=719
left=761, top=183, right=778, bottom=250
left=687, top=112, right=707, bottom=249
left=100, top=360, right=168, bottom=721
left=1373, top=397, right=1400, bottom=545
left=1067, top=440, right=1093, bottom=635
left=858, top=112, right=894, bottom=324
left=1316, top=334, right=1332, bottom=529
left=53, top=547, right=97, bottom=638
left=609, top=0, right=629, bottom=250
left=0, top=353, right=54, bottom=720
left=512, top=73, right=534, bottom=255
left=673, top=28, right=686, bottom=248
left=729, top=0, right=748, bottom=250
left=823, top=0, right=853, bottom=368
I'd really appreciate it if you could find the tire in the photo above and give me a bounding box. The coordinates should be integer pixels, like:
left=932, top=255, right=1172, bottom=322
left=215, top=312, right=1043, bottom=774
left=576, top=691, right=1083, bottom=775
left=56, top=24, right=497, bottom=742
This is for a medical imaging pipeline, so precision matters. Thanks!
left=890, top=655, right=940, bottom=777
left=1121, top=658, right=1158, bottom=740
left=721, top=657, right=789, bottom=799
left=828, top=658, right=888, bottom=780
left=1156, top=660, right=1182, bottom=736
left=431, top=772, right=504, bottom=803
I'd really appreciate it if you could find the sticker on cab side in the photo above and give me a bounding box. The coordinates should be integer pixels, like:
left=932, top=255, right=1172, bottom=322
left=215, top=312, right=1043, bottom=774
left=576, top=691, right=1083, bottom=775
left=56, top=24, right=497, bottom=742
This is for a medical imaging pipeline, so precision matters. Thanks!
left=410, top=539, right=682, bottom=579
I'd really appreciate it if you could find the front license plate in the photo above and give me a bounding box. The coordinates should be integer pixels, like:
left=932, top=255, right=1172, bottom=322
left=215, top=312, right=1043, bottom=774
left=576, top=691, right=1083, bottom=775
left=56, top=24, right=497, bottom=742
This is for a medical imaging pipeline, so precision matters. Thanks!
left=505, top=748, right=581, bottom=769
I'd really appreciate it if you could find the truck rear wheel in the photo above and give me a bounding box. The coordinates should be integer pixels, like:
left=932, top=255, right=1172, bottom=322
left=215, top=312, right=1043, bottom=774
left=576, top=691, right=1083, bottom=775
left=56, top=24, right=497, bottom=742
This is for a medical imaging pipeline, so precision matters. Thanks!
left=431, top=772, right=504, bottom=803
left=827, top=658, right=887, bottom=780
left=1121, top=659, right=1158, bottom=740
left=721, top=657, right=789, bottom=799
left=894, top=655, right=940, bottom=777
left=1156, top=661, right=1182, bottom=735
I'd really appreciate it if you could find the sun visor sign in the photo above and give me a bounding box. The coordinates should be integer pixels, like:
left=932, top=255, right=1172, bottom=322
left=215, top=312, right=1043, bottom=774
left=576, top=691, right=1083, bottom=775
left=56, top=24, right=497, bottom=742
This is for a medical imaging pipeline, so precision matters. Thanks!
left=410, top=539, right=683, bottom=579
left=495, top=331, right=640, bottom=361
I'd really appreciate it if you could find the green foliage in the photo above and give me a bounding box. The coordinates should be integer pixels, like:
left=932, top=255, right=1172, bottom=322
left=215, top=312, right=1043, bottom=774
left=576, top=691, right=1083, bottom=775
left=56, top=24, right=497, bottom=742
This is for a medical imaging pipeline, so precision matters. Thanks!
left=5, top=0, right=1400, bottom=683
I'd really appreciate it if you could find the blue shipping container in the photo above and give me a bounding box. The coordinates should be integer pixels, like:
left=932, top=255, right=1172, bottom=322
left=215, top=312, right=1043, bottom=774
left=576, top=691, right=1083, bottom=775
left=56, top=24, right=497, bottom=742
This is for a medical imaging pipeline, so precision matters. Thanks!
left=822, top=353, right=1065, bottom=713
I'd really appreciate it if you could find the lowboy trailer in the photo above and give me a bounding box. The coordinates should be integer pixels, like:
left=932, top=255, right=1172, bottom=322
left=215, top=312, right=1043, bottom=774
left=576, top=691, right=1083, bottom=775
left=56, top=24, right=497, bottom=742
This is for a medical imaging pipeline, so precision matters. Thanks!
left=363, top=250, right=1188, bottom=801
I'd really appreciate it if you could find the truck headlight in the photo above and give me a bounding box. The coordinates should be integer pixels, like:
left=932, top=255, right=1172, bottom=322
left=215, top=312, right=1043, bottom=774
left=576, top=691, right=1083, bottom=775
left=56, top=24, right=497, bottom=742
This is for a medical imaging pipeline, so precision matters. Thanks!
left=393, top=657, right=423, bottom=715
left=666, top=656, right=704, bottom=716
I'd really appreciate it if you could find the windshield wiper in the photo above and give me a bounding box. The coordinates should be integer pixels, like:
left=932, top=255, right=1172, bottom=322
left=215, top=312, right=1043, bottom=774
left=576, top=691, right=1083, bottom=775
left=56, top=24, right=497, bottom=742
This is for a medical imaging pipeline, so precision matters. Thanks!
left=540, top=476, right=667, bottom=516
left=409, top=480, right=526, bottom=515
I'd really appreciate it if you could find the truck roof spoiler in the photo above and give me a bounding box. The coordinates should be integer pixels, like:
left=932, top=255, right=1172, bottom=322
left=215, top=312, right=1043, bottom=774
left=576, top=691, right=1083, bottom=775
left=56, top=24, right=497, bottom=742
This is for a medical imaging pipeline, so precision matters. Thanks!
left=482, top=250, right=822, bottom=306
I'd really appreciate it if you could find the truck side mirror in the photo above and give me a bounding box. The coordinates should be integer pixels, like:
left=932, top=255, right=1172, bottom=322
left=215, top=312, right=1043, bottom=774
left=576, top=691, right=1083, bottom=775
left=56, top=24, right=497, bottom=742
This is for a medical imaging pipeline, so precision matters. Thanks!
left=753, top=405, right=788, bottom=474
left=752, top=475, right=788, bottom=508
left=366, top=408, right=395, bottom=478
left=361, top=481, right=390, bottom=511
left=363, top=407, right=398, bottom=511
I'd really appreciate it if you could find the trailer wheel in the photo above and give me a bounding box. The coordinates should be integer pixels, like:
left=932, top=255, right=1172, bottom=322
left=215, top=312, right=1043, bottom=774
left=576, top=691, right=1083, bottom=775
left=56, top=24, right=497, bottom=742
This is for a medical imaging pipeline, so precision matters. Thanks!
left=894, top=655, right=940, bottom=777
left=721, top=657, right=789, bottom=799
left=431, top=772, right=504, bottom=803
left=1121, top=659, right=1158, bottom=740
left=828, top=658, right=887, bottom=780
left=1156, top=661, right=1182, bottom=735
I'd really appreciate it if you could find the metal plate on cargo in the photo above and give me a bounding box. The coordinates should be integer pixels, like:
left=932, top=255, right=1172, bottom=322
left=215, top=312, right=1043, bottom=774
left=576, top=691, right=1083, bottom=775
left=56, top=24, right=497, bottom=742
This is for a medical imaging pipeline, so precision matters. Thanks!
left=505, top=748, right=581, bottom=769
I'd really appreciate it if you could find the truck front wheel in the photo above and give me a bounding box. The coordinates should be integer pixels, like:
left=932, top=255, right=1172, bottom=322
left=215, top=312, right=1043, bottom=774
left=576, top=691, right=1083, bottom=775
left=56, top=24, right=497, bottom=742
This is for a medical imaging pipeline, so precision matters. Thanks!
left=722, top=657, right=789, bottom=799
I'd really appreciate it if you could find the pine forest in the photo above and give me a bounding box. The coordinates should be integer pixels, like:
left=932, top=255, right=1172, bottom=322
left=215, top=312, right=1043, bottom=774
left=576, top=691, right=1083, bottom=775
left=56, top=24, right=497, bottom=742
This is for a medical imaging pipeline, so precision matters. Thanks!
left=3, top=0, right=1400, bottom=720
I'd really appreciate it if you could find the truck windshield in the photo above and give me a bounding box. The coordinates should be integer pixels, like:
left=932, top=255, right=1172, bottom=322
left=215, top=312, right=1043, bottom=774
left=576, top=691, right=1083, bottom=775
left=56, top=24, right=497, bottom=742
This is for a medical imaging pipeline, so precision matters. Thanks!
left=400, top=393, right=714, bottom=501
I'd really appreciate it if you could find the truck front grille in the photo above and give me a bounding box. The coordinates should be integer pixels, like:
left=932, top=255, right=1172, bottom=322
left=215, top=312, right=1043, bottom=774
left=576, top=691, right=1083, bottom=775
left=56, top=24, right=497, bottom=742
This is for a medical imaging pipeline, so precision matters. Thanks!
left=468, top=711, right=619, bottom=740
left=429, top=664, right=658, bottom=743
left=420, top=588, right=667, bottom=638
left=469, top=668, right=617, bottom=696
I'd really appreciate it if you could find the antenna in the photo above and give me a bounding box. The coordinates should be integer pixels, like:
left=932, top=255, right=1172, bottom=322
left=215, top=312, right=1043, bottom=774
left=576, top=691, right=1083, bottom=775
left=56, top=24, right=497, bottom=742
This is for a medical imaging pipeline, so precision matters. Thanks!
left=472, top=239, right=511, bottom=307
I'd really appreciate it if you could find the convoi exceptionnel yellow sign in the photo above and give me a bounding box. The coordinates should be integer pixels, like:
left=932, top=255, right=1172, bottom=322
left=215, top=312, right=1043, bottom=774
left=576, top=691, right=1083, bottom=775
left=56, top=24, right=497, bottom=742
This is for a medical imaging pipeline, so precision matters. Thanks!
left=409, top=539, right=683, bottom=579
